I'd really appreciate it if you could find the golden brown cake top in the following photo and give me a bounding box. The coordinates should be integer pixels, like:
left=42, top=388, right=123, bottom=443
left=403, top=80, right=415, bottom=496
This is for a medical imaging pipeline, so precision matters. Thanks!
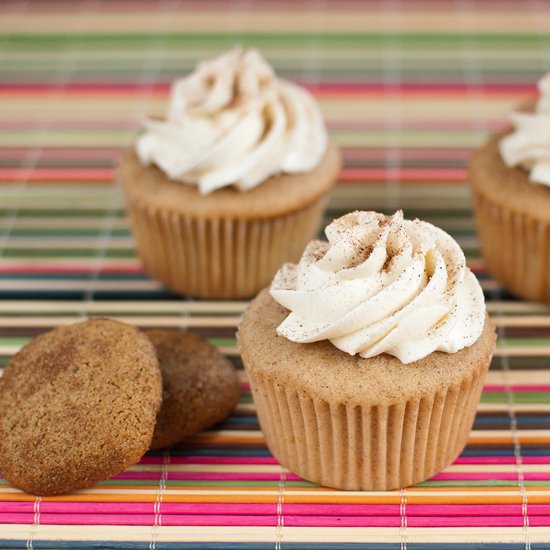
left=239, top=288, right=496, bottom=406
left=118, top=139, right=340, bottom=219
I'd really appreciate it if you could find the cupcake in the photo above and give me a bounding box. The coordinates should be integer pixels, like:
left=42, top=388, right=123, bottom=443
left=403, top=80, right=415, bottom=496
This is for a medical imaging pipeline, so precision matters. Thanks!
left=119, top=48, right=340, bottom=299
left=469, top=73, right=550, bottom=303
left=239, top=211, right=496, bottom=491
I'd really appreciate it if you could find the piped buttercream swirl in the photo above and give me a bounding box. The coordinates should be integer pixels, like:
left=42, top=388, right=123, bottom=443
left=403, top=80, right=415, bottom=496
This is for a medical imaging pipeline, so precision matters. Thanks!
left=270, top=211, right=485, bottom=365
left=136, top=48, right=328, bottom=194
left=500, top=73, right=550, bottom=187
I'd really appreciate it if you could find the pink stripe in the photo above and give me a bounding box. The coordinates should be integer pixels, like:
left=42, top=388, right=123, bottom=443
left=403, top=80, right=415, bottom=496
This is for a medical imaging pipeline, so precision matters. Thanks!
left=431, top=472, right=550, bottom=481
left=111, top=472, right=302, bottom=481
left=455, top=456, right=550, bottom=464
left=0, top=166, right=467, bottom=183
left=9, top=0, right=548, bottom=14
left=139, top=456, right=277, bottom=465
left=0, top=167, right=114, bottom=181
left=0, top=513, right=548, bottom=527
left=2, top=502, right=550, bottom=517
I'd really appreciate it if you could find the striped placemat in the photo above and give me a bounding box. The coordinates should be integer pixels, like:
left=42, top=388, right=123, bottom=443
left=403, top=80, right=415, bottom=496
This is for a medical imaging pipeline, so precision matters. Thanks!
left=1, top=0, right=550, bottom=548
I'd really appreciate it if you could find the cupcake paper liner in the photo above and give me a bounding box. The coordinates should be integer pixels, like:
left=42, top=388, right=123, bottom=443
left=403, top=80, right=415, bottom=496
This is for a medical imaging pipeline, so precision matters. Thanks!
left=247, top=362, right=487, bottom=491
left=125, top=195, right=328, bottom=299
left=473, top=189, right=550, bottom=303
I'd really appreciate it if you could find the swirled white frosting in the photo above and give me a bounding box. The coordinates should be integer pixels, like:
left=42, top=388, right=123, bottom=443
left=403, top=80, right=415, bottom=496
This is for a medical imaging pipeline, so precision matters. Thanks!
left=500, top=73, right=550, bottom=187
left=270, top=211, right=485, bottom=365
left=136, top=48, right=328, bottom=194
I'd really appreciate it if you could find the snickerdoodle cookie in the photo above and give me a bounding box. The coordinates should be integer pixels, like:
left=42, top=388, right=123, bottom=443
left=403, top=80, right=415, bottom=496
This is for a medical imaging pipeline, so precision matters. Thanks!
left=0, top=319, right=161, bottom=496
left=146, top=330, right=240, bottom=450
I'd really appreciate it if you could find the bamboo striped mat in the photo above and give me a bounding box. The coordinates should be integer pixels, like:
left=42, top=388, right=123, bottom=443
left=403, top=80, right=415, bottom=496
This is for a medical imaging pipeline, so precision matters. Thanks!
left=1, top=0, right=550, bottom=547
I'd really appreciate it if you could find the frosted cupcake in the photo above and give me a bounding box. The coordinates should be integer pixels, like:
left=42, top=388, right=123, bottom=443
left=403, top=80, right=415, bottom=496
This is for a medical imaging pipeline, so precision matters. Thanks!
left=469, top=73, right=550, bottom=303
left=119, top=48, right=340, bottom=299
left=239, top=211, right=496, bottom=491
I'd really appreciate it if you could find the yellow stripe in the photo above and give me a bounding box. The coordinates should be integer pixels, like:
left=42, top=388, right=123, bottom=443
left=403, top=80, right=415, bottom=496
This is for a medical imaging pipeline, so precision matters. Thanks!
left=0, top=524, right=550, bottom=544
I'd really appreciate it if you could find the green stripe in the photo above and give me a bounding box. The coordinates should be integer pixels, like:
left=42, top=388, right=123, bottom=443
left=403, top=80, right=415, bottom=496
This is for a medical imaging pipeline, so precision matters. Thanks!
left=3, top=32, right=550, bottom=46
left=498, top=338, right=550, bottom=347
left=0, top=210, right=126, bottom=217
left=0, top=478, right=315, bottom=487
left=496, top=357, right=550, bottom=367
left=481, top=392, right=550, bottom=405
left=0, top=338, right=30, bottom=347
left=208, top=338, right=236, bottom=347
left=95, top=479, right=316, bottom=487
left=419, top=480, right=550, bottom=487
left=1, top=229, right=130, bottom=237
left=1, top=249, right=135, bottom=259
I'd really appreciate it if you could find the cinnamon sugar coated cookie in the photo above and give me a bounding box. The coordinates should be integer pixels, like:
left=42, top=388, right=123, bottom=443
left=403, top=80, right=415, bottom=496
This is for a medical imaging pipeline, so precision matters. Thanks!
left=0, top=319, right=162, bottom=496
left=146, top=330, right=240, bottom=450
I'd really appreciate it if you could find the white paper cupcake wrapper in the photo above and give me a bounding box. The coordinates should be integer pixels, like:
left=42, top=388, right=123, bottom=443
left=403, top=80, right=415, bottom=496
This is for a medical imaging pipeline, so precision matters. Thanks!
left=473, top=190, right=550, bottom=303
left=248, top=362, right=487, bottom=491
left=124, top=196, right=328, bottom=299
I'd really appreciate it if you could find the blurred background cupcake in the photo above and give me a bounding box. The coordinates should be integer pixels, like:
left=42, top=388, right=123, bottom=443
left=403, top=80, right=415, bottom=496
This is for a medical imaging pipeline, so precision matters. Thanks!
left=469, top=73, right=550, bottom=304
left=119, top=48, right=340, bottom=299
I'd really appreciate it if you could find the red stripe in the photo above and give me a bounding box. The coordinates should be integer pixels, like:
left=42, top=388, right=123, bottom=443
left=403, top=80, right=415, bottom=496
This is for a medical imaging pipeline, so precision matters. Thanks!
left=0, top=167, right=466, bottom=183
left=0, top=83, right=536, bottom=101
left=484, top=385, right=550, bottom=392
left=0, top=167, right=114, bottom=182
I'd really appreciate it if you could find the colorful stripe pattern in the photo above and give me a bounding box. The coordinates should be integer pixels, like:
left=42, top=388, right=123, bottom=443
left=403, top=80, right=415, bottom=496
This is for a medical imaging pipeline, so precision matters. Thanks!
left=1, top=0, right=550, bottom=547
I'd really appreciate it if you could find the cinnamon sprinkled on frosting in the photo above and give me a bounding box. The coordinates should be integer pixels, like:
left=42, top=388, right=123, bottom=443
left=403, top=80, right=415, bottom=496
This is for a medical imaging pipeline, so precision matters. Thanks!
left=270, top=210, right=485, bottom=364
left=136, top=48, right=328, bottom=194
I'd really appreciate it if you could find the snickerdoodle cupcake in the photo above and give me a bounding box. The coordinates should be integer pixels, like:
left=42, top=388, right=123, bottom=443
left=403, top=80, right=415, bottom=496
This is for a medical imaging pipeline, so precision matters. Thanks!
left=469, top=73, right=550, bottom=303
left=119, top=48, right=340, bottom=299
left=239, top=211, right=496, bottom=491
